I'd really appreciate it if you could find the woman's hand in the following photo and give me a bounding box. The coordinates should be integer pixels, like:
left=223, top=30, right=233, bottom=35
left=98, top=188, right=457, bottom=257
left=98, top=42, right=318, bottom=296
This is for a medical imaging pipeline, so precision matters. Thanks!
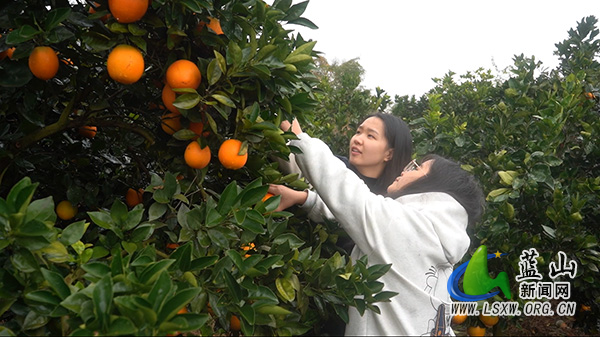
left=280, top=118, right=302, bottom=135
left=268, top=184, right=308, bottom=212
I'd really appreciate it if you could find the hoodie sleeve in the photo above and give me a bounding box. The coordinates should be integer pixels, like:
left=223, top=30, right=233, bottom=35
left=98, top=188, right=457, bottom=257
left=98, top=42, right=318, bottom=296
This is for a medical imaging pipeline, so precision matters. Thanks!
left=290, top=133, right=470, bottom=260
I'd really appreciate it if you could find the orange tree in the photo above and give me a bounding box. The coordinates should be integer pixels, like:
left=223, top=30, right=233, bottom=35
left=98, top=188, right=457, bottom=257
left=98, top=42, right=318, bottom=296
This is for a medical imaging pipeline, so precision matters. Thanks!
left=392, top=16, right=600, bottom=334
left=0, top=0, right=396, bottom=335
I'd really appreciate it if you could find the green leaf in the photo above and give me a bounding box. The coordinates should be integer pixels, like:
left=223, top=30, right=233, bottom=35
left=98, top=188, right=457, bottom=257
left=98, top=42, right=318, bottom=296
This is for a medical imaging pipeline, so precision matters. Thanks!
left=211, top=94, right=236, bottom=108
left=149, top=202, right=167, bottom=221
left=214, top=50, right=227, bottom=73
left=207, top=58, right=222, bottom=86
left=207, top=229, right=229, bottom=249
left=205, top=208, right=223, bottom=227
left=275, top=277, right=295, bottom=302
left=111, top=200, right=128, bottom=227
left=217, top=181, right=238, bottom=214
left=157, top=287, right=202, bottom=323
left=60, top=292, right=89, bottom=314
left=272, top=233, right=305, bottom=249
left=6, top=25, right=41, bottom=44
left=107, top=316, right=137, bottom=336
left=131, top=223, right=155, bottom=242
left=180, top=0, right=212, bottom=13
left=124, top=206, right=144, bottom=231
left=87, top=210, right=113, bottom=229
left=139, top=260, right=176, bottom=284
left=40, top=268, right=70, bottom=300
left=44, top=8, right=72, bottom=31
left=226, top=41, right=242, bottom=66
left=82, top=262, right=111, bottom=281
left=93, top=274, right=113, bottom=330
left=239, top=210, right=265, bottom=234
left=287, top=17, right=318, bottom=29
left=256, top=305, right=291, bottom=315
left=174, top=93, right=201, bottom=109
left=239, top=185, right=269, bottom=208
left=190, top=256, right=218, bottom=271
left=169, top=243, right=192, bottom=272
left=25, top=196, right=56, bottom=224
left=222, top=269, right=243, bottom=303
left=25, top=290, right=61, bottom=306
left=22, top=311, right=48, bottom=331
left=147, top=271, right=173, bottom=313
left=60, top=220, right=88, bottom=246
left=283, top=1, right=308, bottom=21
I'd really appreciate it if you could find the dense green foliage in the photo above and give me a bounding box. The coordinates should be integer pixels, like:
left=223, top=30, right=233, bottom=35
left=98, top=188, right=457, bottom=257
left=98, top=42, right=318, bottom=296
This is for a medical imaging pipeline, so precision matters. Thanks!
left=0, top=0, right=396, bottom=335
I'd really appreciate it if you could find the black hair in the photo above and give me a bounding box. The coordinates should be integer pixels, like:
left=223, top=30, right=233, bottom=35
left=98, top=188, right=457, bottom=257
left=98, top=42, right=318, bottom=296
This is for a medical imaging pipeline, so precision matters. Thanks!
left=390, top=154, right=485, bottom=227
left=359, top=112, right=413, bottom=195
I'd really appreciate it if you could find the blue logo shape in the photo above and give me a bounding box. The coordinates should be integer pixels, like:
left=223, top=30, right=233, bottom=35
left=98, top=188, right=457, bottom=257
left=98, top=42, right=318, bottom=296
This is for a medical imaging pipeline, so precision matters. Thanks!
left=447, top=245, right=511, bottom=301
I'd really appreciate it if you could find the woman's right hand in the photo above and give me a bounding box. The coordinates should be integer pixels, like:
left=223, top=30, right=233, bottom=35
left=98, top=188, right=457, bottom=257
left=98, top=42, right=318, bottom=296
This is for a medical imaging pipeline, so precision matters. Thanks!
left=280, top=118, right=302, bottom=135
left=268, top=184, right=308, bottom=212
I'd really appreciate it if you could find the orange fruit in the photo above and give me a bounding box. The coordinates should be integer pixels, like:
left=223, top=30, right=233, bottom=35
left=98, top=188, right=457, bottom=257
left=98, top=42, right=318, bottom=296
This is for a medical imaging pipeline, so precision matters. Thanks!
left=161, top=112, right=182, bottom=135
left=107, top=44, right=144, bottom=84
left=585, top=92, right=595, bottom=99
left=452, top=314, right=467, bottom=325
left=230, top=315, right=241, bottom=331
left=125, top=188, right=144, bottom=208
left=1, top=47, right=16, bottom=60
left=177, top=307, right=188, bottom=315
left=56, top=200, right=77, bottom=220
left=218, top=139, right=248, bottom=170
left=166, top=243, right=180, bottom=249
left=467, top=326, right=486, bottom=337
left=479, top=314, right=498, bottom=327
left=108, top=0, right=148, bottom=23
left=207, top=17, right=224, bottom=35
left=189, top=121, right=204, bottom=139
left=165, top=59, right=201, bottom=89
left=184, top=141, right=211, bottom=169
left=78, top=126, right=97, bottom=138
left=262, top=192, right=274, bottom=202
left=161, top=84, right=179, bottom=113
left=28, top=46, right=59, bottom=80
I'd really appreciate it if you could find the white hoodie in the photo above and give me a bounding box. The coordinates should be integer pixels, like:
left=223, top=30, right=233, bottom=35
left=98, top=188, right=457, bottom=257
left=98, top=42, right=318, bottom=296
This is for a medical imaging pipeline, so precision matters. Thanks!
left=290, top=133, right=470, bottom=336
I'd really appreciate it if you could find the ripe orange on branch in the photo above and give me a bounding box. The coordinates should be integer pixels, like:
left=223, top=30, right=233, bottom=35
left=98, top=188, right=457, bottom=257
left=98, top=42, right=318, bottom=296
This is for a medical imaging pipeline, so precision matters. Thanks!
left=56, top=200, right=77, bottom=220
left=218, top=139, right=248, bottom=170
left=107, top=44, right=144, bottom=84
left=184, top=140, right=211, bottom=169
left=166, top=59, right=202, bottom=89
left=29, top=46, right=59, bottom=80
left=78, top=126, right=97, bottom=138
left=451, top=314, right=467, bottom=325
left=161, top=112, right=182, bottom=135
left=108, top=0, right=148, bottom=23
left=467, top=326, right=486, bottom=337
left=125, top=188, right=144, bottom=208
left=479, top=314, right=499, bottom=327
left=162, top=84, right=179, bottom=113
left=230, top=315, right=241, bottom=331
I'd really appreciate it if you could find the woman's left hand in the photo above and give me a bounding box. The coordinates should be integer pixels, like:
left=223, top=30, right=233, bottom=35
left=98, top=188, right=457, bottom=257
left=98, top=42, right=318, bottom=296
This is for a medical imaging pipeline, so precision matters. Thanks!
left=268, top=184, right=308, bottom=212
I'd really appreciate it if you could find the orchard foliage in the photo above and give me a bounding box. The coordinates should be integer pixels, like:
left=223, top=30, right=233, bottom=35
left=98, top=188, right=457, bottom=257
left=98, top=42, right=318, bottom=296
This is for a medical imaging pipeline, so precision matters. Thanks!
left=395, top=16, right=599, bottom=333
left=0, top=0, right=396, bottom=335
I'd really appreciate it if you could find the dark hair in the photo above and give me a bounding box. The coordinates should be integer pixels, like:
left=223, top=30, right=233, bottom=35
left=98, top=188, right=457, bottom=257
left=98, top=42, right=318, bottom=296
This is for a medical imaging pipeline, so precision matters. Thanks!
left=390, top=154, right=485, bottom=227
left=362, top=112, right=413, bottom=195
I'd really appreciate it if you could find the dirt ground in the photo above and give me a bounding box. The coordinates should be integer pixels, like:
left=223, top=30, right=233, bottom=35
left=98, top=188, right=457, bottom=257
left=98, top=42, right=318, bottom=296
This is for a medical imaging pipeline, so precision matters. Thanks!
left=454, top=313, right=598, bottom=336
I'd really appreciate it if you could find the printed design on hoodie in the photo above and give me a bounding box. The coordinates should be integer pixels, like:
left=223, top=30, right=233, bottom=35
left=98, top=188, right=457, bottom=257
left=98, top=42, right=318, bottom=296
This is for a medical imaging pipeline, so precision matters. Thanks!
left=422, top=265, right=454, bottom=336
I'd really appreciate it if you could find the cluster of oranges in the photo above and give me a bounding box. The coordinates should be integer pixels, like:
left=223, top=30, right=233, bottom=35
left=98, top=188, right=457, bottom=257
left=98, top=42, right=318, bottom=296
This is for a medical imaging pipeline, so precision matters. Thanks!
left=452, top=313, right=499, bottom=336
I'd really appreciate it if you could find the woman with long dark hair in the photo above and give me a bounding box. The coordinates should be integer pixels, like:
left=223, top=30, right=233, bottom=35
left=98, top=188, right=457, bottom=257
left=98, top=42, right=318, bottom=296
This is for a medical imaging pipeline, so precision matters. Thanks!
left=270, top=130, right=485, bottom=336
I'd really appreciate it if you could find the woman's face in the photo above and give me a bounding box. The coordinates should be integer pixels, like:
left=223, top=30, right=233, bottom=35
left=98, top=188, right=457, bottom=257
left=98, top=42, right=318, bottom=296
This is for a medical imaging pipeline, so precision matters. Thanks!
left=387, top=159, right=433, bottom=195
left=348, top=117, right=393, bottom=178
